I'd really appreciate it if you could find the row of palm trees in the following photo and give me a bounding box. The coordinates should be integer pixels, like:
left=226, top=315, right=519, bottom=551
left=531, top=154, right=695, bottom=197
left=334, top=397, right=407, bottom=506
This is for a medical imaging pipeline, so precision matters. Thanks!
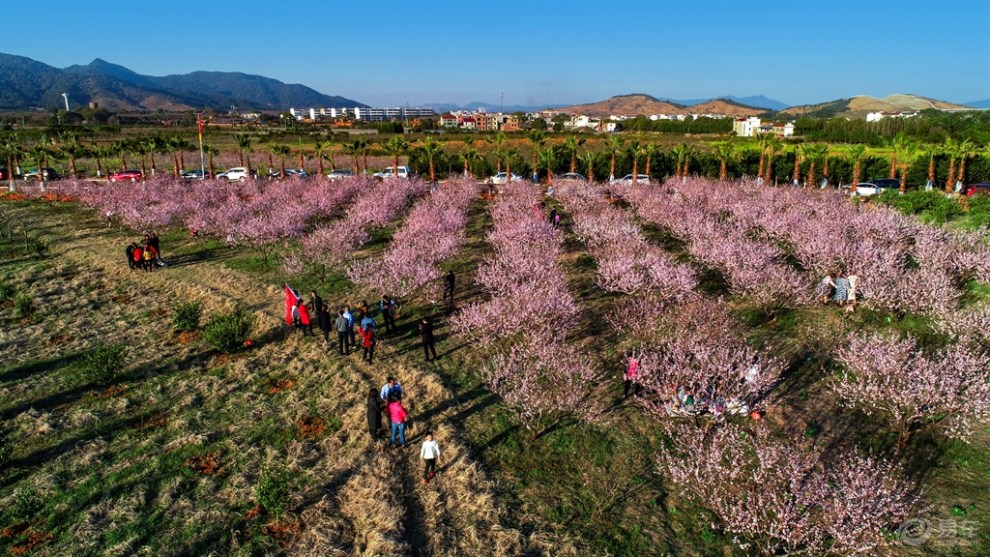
left=2, top=131, right=986, bottom=190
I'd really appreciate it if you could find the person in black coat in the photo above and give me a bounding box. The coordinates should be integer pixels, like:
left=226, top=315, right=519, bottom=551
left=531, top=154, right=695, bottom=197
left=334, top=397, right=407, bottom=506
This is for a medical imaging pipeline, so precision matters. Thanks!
left=419, top=318, right=437, bottom=361
left=367, top=387, right=384, bottom=441
left=125, top=243, right=138, bottom=269
left=317, top=303, right=333, bottom=348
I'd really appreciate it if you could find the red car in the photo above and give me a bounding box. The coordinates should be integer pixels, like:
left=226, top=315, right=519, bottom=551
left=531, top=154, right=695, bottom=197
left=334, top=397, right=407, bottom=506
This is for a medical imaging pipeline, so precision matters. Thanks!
left=963, top=183, right=990, bottom=196
left=109, top=170, right=143, bottom=183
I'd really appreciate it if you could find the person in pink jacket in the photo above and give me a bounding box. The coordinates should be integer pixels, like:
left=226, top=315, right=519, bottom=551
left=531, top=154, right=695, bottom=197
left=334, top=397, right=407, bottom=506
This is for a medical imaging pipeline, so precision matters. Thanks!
left=387, top=393, right=408, bottom=447
left=623, top=356, right=641, bottom=398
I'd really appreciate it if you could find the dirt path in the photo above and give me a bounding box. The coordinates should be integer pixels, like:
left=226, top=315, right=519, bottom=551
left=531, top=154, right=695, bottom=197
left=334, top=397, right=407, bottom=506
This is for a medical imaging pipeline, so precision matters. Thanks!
left=34, top=206, right=535, bottom=556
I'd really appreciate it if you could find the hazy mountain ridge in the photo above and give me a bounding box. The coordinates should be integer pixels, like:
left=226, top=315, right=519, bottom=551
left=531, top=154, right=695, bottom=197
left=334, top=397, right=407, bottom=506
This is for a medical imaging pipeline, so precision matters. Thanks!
left=0, top=53, right=365, bottom=111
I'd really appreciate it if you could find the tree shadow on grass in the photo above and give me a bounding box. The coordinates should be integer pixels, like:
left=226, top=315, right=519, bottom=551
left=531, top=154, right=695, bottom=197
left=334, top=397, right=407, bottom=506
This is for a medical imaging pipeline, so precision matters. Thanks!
left=0, top=350, right=87, bottom=386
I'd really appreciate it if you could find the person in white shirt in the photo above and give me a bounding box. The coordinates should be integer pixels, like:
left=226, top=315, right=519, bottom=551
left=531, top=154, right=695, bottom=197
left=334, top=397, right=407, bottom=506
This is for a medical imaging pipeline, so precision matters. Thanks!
left=420, top=431, right=441, bottom=484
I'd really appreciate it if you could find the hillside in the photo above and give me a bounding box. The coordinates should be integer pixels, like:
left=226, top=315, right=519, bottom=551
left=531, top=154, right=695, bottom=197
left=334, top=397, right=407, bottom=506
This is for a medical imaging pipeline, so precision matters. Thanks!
left=781, top=94, right=972, bottom=118
left=0, top=53, right=365, bottom=111
left=559, top=94, right=762, bottom=117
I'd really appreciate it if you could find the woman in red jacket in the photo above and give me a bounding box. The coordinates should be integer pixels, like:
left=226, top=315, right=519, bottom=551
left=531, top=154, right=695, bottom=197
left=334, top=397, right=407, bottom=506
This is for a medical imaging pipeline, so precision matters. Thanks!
left=296, top=299, right=313, bottom=336
left=359, top=322, right=376, bottom=364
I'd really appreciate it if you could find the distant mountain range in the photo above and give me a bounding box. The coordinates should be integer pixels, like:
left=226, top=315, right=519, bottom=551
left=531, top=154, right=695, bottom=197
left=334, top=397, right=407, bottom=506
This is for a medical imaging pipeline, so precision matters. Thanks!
left=964, top=99, right=990, bottom=109
left=555, top=94, right=765, bottom=118
left=426, top=94, right=787, bottom=114
left=0, top=53, right=364, bottom=111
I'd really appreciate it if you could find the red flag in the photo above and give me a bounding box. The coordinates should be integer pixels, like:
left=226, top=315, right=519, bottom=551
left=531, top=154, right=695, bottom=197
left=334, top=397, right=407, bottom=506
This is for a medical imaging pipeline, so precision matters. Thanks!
left=284, top=284, right=299, bottom=325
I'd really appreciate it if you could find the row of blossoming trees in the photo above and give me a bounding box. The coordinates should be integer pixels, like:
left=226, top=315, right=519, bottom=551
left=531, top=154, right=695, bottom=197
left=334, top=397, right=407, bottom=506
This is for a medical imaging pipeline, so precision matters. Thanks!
left=9, top=174, right=990, bottom=555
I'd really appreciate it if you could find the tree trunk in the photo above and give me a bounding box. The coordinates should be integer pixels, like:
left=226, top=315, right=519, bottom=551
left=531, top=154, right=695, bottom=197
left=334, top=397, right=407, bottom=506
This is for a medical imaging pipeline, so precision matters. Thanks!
left=280, top=156, right=286, bottom=179
left=95, top=156, right=103, bottom=178
left=927, top=157, right=936, bottom=183
left=958, top=157, right=967, bottom=185
left=7, top=154, right=14, bottom=192
left=298, top=152, right=305, bottom=172
left=140, top=156, right=147, bottom=178
left=899, top=165, right=908, bottom=193
left=239, top=150, right=245, bottom=167
left=757, top=153, right=765, bottom=182
left=570, top=153, right=577, bottom=174
left=393, top=153, right=399, bottom=178
left=179, top=151, right=185, bottom=171
left=720, top=160, right=727, bottom=181
left=766, top=157, right=774, bottom=185
left=317, top=155, right=324, bottom=176
left=208, top=153, right=215, bottom=177
left=645, top=153, right=652, bottom=178
left=807, top=161, right=816, bottom=190
left=792, top=155, right=801, bottom=186
left=120, top=154, right=128, bottom=170
left=172, top=154, right=179, bottom=177
left=610, top=154, right=616, bottom=180
left=945, top=159, right=956, bottom=193
left=632, top=158, right=638, bottom=185
left=149, top=152, right=156, bottom=176
left=352, top=155, right=359, bottom=176
left=587, top=161, right=594, bottom=183
left=852, top=162, right=861, bottom=191
left=889, top=154, right=897, bottom=179
left=823, top=157, right=829, bottom=179
left=506, top=159, right=512, bottom=183
left=429, top=158, right=435, bottom=183
left=69, top=156, right=77, bottom=179
left=245, top=155, right=252, bottom=178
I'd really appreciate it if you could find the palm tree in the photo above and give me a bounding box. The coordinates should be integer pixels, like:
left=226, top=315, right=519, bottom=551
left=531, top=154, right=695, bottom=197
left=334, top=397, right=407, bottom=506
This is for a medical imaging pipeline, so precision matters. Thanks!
left=563, top=136, right=586, bottom=173
left=142, top=137, right=163, bottom=176
left=604, top=136, right=624, bottom=181
left=763, top=137, right=783, bottom=184
left=889, top=133, right=911, bottom=179
left=578, top=151, right=597, bottom=183
left=163, top=137, right=183, bottom=177
left=343, top=141, right=360, bottom=175
left=790, top=145, right=803, bottom=186
left=355, top=138, right=371, bottom=175
left=943, top=138, right=959, bottom=193
left=174, top=138, right=193, bottom=172
left=1, top=137, right=19, bottom=191
left=756, top=134, right=775, bottom=183
left=463, top=147, right=480, bottom=178
left=527, top=130, right=546, bottom=180
left=539, top=146, right=558, bottom=185
left=822, top=144, right=832, bottom=185
left=326, top=140, right=338, bottom=171
left=917, top=143, right=940, bottom=188
left=312, top=141, right=327, bottom=175
left=382, top=136, right=409, bottom=179
left=895, top=141, right=916, bottom=193
left=203, top=144, right=219, bottom=177
left=236, top=135, right=252, bottom=174
left=91, top=144, right=108, bottom=178
left=488, top=131, right=507, bottom=173
left=847, top=144, right=868, bottom=190
left=672, top=143, right=693, bottom=179
left=628, top=141, right=646, bottom=185
left=643, top=142, right=659, bottom=180
left=417, top=136, right=444, bottom=183
left=504, top=148, right=521, bottom=183
left=132, top=140, right=149, bottom=178
left=61, top=138, right=88, bottom=179
left=713, top=141, right=737, bottom=181
left=801, top=143, right=829, bottom=190
left=268, top=142, right=290, bottom=179
left=955, top=139, right=976, bottom=189
left=110, top=139, right=131, bottom=170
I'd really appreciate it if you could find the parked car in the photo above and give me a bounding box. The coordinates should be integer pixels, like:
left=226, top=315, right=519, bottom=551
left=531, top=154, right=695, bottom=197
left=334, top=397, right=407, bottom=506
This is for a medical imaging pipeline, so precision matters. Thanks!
left=22, top=167, right=60, bottom=181
left=109, top=170, right=142, bottom=183
left=962, top=182, right=990, bottom=196
left=373, top=166, right=410, bottom=179
left=180, top=169, right=211, bottom=180
left=326, top=169, right=355, bottom=180
left=610, top=174, right=651, bottom=186
left=849, top=178, right=900, bottom=197
left=216, top=167, right=254, bottom=182
left=558, top=172, right=587, bottom=181
left=488, top=172, right=522, bottom=185
left=0, top=167, right=12, bottom=180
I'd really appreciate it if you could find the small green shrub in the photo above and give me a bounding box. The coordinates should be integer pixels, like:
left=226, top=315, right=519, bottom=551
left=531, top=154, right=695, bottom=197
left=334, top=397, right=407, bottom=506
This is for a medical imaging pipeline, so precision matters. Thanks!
left=965, top=194, right=990, bottom=227
left=878, top=189, right=964, bottom=224
left=79, top=344, right=128, bottom=385
left=173, top=301, right=202, bottom=331
left=203, top=308, right=254, bottom=353
left=0, top=281, right=15, bottom=302
left=13, top=294, right=34, bottom=317
left=256, top=465, right=289, bottom=518
left=9, top=489, right=43, bottom=522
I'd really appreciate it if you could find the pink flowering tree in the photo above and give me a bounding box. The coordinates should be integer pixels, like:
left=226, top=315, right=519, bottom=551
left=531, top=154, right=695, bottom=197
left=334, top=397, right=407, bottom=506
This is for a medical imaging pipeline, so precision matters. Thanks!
left=832, top=333, right=990, bottom=447
left=658, top=424, right=918, bottom=556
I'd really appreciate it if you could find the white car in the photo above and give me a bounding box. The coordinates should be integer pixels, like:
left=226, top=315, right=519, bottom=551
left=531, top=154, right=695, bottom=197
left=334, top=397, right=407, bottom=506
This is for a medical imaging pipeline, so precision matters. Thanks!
left=373, top=166, right=410, bottom=179
left=847, top=178, right=900, bottom=197
left=216, top=167, right=254, bottom=182
left=610, top=174, right=651, bottom=185
left=488, top=172, right=522, bottom=185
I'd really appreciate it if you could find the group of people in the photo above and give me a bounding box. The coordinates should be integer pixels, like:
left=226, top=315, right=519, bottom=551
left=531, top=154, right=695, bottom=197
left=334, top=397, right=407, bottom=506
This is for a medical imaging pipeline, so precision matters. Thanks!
left=366, top=376, right=442, bottom=484
left=124, top=233, right=165, bottom=271
left=289, top=289, right=444, bottom=364
left=622, top=356, right=763, bottom=419
left=815, top=269, right=859, bottom=312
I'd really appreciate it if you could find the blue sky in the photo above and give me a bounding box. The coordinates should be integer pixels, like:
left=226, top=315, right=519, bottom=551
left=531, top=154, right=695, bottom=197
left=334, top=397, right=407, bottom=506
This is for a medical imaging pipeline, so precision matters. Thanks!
left=1, top=0, right=988, bottom=107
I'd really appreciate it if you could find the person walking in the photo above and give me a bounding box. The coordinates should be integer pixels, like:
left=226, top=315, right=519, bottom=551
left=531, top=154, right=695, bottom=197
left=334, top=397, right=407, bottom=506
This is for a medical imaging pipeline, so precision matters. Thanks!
left=379, top=376, right=403, bottom=402
left=420, top=431, right=441, bottom=484
left=548, top=208, right=558, bottom=227
left=359, top=321, right=377, bottom=364
left=343, top=305, right=356, bottom=347
left=623, top=356, right=642, bottom=398
left=367, top=387, right=384, bottom=442
left=387, top=392, right=408, bottom=448
left=335, top=310, right=351, bottom=354
left=380, top=294, right=397, bottom=334
left=310, top=291, right=324, bottom=321
left=419, top=318, right=437, bottom=361
left=317, top=302, right=333, bottom=348
left=442, top=270, right=455, bottom=308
